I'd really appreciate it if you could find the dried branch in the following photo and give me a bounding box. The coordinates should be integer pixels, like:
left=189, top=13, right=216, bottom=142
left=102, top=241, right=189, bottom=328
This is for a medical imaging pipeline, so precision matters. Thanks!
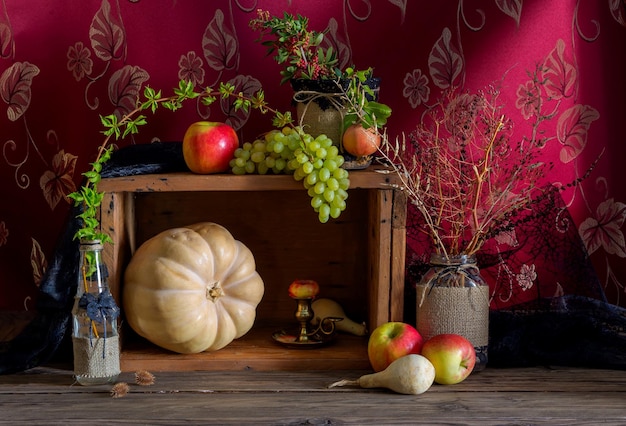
left=377, top=86, right=556, bottom=258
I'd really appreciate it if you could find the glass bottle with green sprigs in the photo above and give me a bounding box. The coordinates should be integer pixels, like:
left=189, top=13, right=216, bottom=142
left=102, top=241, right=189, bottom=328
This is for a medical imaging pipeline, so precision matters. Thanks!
left=71, top=239, right=120, bottom=385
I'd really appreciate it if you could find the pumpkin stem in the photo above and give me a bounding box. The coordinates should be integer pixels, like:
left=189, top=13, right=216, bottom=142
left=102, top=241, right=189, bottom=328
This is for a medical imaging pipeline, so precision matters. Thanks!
left=207, top=281, right=224, bottom=301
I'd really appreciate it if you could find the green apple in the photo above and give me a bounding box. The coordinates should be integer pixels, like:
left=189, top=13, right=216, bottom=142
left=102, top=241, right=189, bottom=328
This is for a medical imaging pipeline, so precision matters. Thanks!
left=367, top=322, right=424, bottom=372
left=421, top=333, right=476, bottom=385
left=182, top=121, right=238, bottom=174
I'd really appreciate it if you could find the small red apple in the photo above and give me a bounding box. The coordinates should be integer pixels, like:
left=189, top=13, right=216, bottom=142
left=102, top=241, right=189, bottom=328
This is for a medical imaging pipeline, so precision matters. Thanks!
left=367, top=322, right=424, bottom=372
left=342, top=123, right=381, bottom=157
left=182, top=121, right=238, bottom=174
left=421, top=333, right=476, bottom=385
left=288, top=279, right=319, bottom=299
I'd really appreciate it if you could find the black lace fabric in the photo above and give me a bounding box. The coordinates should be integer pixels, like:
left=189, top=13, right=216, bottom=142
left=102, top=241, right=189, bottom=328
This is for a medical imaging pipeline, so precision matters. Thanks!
left=405, top=186, right=626, bottom=369
left=1, top=143, right=625, bottom=373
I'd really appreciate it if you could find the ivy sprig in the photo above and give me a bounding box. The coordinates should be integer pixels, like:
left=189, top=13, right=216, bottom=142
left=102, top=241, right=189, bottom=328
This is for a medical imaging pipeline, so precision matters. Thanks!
left=341, top=67, right=392, bottom=131
left=67, top=145, right=114, bottom=244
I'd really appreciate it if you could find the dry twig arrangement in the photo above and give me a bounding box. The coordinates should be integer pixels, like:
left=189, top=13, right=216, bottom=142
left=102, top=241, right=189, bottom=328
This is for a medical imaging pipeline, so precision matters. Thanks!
left=379, top=86, right=555, bottom=259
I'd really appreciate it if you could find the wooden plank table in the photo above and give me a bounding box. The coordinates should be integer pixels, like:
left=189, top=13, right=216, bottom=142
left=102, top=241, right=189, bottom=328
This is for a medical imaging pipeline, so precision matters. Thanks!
left=1, top=364, right=625, bottom=424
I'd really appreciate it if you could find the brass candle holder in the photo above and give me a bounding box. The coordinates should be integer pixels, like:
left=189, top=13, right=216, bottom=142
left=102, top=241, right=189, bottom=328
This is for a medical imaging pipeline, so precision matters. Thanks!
left=272, top=279, right=341, bottom=348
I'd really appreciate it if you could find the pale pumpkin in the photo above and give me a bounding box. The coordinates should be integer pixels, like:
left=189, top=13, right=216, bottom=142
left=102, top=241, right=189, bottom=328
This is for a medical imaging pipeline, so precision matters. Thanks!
left=123, top=222, right=264, bottom=354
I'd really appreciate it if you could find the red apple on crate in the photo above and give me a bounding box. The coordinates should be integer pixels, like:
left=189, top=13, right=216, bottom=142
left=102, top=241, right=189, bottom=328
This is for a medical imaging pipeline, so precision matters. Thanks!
left=421, top=333, right=476, bottom=385
left=367, top=322, right=424, bottom=372
left=182, top=121, right=239, bottom=174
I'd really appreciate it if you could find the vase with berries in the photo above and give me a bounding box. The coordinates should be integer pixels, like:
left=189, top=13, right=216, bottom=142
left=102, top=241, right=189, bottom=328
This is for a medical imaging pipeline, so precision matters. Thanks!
left=249, top=9, right=391, bottom=166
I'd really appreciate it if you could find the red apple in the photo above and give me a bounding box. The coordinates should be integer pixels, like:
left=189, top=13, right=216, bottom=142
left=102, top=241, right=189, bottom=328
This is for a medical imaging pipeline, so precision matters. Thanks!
left=421, top=334, right=476, bottom=385
left=342, top=124, right=381, bottom=157
left=182, top=121, right=238, bottom=174
left=288, top=279, right=319, bottom=299
left=367, top=322, right=424, bottom=372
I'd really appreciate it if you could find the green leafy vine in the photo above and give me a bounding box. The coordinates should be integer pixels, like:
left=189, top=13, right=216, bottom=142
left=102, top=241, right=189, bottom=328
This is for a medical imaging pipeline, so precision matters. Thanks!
left=341, top=67, right=392, bottom=131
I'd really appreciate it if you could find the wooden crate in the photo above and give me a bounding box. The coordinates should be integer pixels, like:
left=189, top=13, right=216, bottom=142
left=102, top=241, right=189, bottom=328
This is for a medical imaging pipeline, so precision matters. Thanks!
left=98, top=167, right=407, bottom=371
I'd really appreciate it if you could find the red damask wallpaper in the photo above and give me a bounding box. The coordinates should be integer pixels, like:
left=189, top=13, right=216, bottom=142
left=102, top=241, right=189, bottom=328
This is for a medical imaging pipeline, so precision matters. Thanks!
left=1, top=0, right=625, bottom=312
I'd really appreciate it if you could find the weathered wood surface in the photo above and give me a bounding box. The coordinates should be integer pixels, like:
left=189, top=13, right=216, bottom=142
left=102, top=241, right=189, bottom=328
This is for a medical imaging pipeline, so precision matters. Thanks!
left=1, top=366, right=625, bottom=425
left=119, top=325, right=373, bottom=372
left=97, top=167, right=401, bottom=193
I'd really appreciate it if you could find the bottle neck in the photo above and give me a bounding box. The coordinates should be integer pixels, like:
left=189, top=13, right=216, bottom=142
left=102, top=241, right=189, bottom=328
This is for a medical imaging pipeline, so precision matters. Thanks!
left=78, top=240, right=108, bottom=295
left=79, top=239, right=103, bottom=251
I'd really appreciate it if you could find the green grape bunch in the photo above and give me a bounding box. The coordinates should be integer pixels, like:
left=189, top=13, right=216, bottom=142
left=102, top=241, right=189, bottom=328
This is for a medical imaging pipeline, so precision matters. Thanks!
left=230, top=127, right=350, bottom=223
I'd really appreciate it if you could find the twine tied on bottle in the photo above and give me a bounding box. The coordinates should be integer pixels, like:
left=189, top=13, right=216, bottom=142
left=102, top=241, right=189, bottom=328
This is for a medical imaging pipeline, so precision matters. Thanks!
left=292, top=89, right=346, bottom=148
left=292, top=89, right=346, bottom=118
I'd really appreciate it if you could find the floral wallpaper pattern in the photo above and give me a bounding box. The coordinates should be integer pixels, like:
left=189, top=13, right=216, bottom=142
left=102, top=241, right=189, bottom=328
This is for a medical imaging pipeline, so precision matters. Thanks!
left=1, top=0, right=625, bottom=311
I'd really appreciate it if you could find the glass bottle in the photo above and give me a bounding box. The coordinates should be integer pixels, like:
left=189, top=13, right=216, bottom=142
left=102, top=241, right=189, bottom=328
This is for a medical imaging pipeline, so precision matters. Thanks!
left=72, top=240, right=121, bottom=385
left=415, top=253, right=490, bottom=371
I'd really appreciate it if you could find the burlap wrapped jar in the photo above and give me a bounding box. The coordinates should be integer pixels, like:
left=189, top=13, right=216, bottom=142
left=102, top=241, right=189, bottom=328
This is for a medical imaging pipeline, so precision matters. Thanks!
left=415, top=253, right=490, bottom=371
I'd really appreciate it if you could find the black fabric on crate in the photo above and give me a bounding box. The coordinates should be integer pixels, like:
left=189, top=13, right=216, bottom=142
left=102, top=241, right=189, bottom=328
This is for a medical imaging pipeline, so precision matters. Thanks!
left=99, top=141, right=188, bottom=178
left=0, top=142, right=187, bottom=374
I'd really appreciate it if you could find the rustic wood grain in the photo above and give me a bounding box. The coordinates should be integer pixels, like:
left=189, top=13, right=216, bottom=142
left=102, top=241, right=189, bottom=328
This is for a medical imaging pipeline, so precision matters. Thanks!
left=100, top=191, right=127, bottom=304
left=1, top=366, right=625, bottom=425
left=368, top=188, right=393, bottom=329
left=118, top=325, right=371, bottom=372
left=97, top=167, right=402, bottom=193
left=390, top=189, right=407, bottom=322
